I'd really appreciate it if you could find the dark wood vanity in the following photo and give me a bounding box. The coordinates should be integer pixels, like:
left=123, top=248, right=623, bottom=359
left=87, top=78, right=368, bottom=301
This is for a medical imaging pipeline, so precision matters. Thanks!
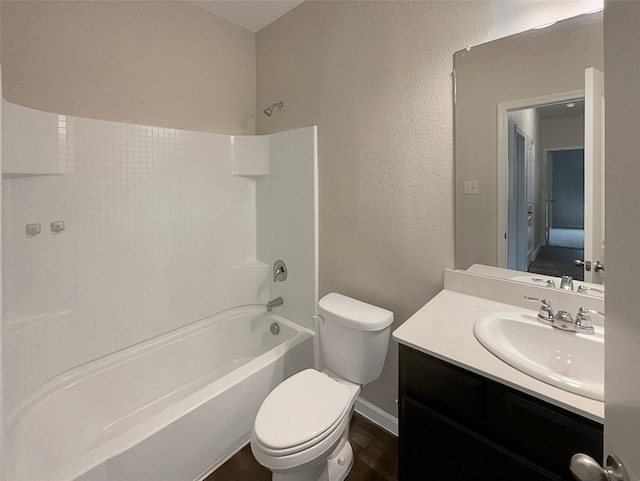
left=399, top=344, right=603, bottom=480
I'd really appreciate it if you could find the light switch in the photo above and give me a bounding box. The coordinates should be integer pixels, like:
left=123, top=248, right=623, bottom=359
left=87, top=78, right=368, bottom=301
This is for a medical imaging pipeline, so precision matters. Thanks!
left=463, top=180, right=479, bottom=195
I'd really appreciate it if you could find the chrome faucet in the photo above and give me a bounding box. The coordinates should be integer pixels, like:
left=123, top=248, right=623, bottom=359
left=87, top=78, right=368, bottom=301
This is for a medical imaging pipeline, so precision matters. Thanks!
left=560, top=275, right=574, bottom=291
left=267, top=296, right=284, bottom=312
left=524, top=297, right=602, bottom=334
left=530, top=275, right=574, bottom=290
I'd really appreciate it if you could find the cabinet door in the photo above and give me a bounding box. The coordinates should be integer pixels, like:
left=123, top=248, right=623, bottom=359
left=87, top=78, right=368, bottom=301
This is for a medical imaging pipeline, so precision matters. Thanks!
left=400, top=395, right=563, bottom=481
left=400, top=345, right=485, bottom=428
left=495, top=389, right=603, bottom=477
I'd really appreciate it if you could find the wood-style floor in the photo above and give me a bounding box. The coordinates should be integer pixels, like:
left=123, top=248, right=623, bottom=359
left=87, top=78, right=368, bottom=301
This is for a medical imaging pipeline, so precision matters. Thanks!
left=205, top=413, right=398, bottom=481
left=528, top=245, right=584, bottom=280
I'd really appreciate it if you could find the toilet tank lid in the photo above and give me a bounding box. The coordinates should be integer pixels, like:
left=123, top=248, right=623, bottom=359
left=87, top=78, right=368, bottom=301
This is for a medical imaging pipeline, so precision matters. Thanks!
left=318, top=293, right=393, bottom=331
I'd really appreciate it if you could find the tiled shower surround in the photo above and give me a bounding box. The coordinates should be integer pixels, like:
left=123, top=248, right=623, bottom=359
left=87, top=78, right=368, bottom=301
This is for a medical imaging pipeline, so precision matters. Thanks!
left=1, top=101, right=317, bottom=415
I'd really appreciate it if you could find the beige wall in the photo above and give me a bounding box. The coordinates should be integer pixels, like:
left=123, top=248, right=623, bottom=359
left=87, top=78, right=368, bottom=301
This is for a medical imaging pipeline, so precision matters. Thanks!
left=1, top=1, right=256, bottom=134
left=604, top=0, right=640, bottom=474
left=255, top=0, right=603, bottom=415
left=455, top=13, right=603, bottom=270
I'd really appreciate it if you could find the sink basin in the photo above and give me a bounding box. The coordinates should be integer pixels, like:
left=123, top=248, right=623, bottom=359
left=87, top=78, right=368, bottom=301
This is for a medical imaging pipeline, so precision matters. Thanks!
left=473, top=312, right=604, bottom=401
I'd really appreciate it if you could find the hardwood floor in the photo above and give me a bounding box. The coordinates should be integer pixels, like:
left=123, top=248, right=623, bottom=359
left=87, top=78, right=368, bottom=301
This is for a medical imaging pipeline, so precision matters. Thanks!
left=205, top=413, right=398, bottom=481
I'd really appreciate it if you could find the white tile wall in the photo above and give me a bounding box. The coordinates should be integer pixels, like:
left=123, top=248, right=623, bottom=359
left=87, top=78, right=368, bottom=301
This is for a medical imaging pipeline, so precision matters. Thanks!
left=257, top=127, right=318, bottom=329
left=231, top=135, right=270, bottom=176
left=2, top=101, right=72, bottom=175
left=1, top=103, right=281, bottom=414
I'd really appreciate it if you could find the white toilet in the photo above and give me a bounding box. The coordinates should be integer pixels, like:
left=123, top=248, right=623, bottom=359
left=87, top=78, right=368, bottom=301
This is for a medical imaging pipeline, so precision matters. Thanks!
left=251, top=293, right=394, bottom=481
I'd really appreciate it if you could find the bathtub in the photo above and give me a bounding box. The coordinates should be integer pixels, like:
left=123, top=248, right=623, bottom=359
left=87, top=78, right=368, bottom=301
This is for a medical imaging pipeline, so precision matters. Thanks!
left=4, top=306, right=315, bottom=481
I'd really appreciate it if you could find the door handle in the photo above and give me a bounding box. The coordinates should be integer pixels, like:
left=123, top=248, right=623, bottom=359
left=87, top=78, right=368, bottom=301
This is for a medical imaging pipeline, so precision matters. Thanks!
left=570, top=454, right=630, bottom=481
left=575, top=259, right=592, bottom=271
left=575, top=260, right=604, bottom=273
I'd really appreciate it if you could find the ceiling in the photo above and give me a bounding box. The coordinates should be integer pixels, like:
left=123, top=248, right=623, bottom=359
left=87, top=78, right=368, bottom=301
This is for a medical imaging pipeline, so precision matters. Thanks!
left=193, top=1, right=305, bottom=32
left=537, top=100, right=585, bottom=119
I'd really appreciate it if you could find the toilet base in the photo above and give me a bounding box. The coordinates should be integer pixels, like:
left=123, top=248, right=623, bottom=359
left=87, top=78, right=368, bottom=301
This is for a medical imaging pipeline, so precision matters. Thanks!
left=327, top=439, right=353, bottom=481
left=271, top=441, right=354, bottom=481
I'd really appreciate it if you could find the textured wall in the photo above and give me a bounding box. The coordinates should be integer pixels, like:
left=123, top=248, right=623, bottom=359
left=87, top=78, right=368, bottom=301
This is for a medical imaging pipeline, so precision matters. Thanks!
left=1, top=1, right=256, bottom=135
left=256, top=0, right=603, bottom=416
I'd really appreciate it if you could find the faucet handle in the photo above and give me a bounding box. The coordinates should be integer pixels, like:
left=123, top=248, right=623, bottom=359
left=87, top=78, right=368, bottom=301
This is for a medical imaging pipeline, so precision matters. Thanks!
left=524, top=296, right=550, bottom=305
left=273, top=260, right=288, bottom=282
left=575, top=307, right=604, bottom=335
left=531, top=278, right=557, bottom=288
left=577, top=285, right=605, bottom=295
left=524, top=296, right=554, bottom=325
left=524, top=296, right=551, bottom=308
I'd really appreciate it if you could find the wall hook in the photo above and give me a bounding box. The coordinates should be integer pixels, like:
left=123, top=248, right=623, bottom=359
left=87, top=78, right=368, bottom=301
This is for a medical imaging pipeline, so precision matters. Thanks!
left=26, top=223, right=41, bottom=237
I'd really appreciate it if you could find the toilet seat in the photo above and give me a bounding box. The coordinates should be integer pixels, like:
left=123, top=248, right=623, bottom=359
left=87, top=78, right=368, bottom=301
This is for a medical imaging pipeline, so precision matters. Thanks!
left=253, top=369, right=352, bottom=456
left=251, top=406, right=353, bottom=473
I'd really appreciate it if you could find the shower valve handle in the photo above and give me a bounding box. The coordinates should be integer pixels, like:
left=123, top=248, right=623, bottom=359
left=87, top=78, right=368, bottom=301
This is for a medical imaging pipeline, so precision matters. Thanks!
left=273, top=260, right=288, bottom=282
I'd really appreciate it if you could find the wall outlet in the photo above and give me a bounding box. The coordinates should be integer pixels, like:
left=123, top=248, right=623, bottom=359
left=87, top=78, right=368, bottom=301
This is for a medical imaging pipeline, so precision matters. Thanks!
left=463, top=180, right=479, bottom=195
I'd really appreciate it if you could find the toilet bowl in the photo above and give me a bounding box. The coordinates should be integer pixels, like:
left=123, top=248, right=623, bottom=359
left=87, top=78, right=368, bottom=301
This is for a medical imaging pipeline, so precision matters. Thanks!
left=251, top=369, right=360, bottom=481
left=250, top=293, right=394, bottom=481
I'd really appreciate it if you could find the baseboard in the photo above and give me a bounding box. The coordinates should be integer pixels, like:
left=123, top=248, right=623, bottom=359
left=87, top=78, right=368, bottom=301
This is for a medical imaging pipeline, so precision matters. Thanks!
left=354, top=396, right=398, bottom=437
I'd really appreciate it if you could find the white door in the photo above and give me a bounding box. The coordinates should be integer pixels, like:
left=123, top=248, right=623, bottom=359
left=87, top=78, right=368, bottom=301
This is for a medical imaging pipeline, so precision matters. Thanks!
left=603, top=3, right=640, bottom=478
left=509, top=128, right=536, bottom=272
left=525, top=137, right=536, bottom=266
left=509, top=128, right=533, bottom=272
left=573, top=3, right=640, bottom=477
left=582, top=67, right=605, bottom=283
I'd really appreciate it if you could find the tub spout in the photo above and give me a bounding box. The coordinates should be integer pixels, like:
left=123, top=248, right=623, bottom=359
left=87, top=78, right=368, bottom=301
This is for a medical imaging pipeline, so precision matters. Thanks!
left=267, top=297, right=284, bottom=312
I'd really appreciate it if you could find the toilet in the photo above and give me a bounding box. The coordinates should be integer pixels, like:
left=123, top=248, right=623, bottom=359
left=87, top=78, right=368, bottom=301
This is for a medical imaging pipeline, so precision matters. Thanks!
left=251, top=293, right=394, bottom=481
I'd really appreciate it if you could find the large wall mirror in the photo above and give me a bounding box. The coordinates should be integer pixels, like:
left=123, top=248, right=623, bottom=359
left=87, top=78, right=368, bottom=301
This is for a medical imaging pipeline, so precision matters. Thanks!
left=454, top=11, right=604, bottom=286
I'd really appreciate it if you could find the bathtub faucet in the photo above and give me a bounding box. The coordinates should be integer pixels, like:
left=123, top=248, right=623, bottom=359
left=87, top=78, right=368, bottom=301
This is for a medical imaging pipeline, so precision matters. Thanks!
left=267, top=297, right=284, bottom=312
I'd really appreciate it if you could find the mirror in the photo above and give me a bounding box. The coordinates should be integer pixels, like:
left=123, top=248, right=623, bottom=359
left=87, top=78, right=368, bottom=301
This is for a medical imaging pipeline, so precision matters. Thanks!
left=454, top=11, right=604, bottom=286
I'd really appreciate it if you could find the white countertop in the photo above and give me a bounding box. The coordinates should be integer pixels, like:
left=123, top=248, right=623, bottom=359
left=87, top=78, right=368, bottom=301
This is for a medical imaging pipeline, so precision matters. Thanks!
left=392, top=288, right=604, bottom=423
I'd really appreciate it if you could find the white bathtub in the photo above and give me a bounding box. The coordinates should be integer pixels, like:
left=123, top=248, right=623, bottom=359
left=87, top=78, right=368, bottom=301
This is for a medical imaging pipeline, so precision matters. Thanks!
left=4, top=306, right=315, bottom=481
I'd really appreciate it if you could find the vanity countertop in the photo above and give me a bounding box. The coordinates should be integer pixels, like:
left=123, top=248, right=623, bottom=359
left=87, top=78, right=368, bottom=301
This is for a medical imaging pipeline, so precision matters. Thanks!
left=393, top=288, right=604, bottom=423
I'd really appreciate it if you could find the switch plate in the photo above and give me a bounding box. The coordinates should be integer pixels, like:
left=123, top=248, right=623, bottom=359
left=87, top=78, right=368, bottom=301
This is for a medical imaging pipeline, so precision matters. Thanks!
left=463, top=180, right=479, bottom=195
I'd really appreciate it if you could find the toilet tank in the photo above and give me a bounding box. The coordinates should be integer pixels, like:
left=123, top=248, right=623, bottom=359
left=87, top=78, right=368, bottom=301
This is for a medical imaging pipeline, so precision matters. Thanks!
left=318, top=293, right=394, bottom=385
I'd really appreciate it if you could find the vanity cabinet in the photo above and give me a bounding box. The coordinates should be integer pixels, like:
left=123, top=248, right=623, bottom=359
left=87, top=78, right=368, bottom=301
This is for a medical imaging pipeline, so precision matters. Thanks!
left=399, top=345, right=603, bottom=480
